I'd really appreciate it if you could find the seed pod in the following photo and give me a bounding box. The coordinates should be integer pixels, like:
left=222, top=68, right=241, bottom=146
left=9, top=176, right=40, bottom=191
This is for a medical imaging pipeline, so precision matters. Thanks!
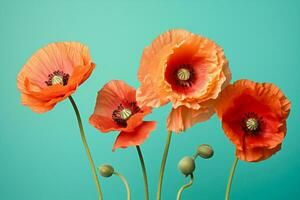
left=99, top=164, right=114, bottom=177
left=178, top=156, right=195, bottom=176
left=196, top=144, right=214, bottom=159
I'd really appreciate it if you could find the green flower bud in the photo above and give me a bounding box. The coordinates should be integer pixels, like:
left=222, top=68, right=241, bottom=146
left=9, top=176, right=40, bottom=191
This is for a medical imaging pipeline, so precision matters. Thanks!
left=178, top=156, right=195, bottom=176
left=99, top=164, right=114, bottom=177
left=196, top=144, right=214, bottom=159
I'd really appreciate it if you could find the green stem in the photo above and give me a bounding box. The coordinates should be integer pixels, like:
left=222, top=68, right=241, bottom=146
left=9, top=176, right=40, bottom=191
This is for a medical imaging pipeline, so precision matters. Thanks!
left=225, top=157, right=239, bottom=200
left=136, top=146, right=149, bottom=200
left=69, top=96, right=103, bottom=200
left=176, top=174, right=194, bottom=200
left=192, top=153, right=198, bottom=160
left=114, top=172, right=131, bottom=200
left=156, top=131, right=173, bottom=200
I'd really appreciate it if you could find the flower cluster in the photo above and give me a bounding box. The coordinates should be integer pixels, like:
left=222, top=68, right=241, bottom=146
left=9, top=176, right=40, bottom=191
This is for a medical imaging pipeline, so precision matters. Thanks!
left=17, top=29, right=291, bottom=200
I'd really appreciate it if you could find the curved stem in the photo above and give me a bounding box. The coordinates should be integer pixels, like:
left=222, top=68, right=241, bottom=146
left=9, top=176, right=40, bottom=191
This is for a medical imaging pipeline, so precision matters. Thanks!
left=114, top=172, right=131, bottom=200
left=69, top=96, right=103, bottom=200
left=156, top=131, right=173, bottom=200
left=192, top=153, right=198, bottom=160
left=136, top=146, right=149, bottom=200
left=225, top=157, right=239, bottom=200
left=176, top=174, right=194, bottom=200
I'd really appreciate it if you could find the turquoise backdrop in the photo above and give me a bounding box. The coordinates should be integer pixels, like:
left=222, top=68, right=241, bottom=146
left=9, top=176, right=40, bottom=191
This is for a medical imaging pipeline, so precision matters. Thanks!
left=0, top=0, right=299, bottom=199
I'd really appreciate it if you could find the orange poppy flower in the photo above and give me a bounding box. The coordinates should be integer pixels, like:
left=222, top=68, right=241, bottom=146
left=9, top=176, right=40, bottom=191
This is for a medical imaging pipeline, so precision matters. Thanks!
left=136, top=29, right=231, bottom=132
left=89, top=80, right=157, bottom=150
left=214, top=80, right=291, bottom=162
left=17, top=42, right=95, bottom=113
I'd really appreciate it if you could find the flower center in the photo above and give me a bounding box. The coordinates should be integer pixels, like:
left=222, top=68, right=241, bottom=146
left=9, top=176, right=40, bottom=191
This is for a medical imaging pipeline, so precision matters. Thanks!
left=241, top=112, right=263, bottom=135
left=51, top=75, right=63, bottom=85
left=245, top=118, right=259, bottom=131
left=177, top=68, right=191, bottom=81
left=45, top=70, right=69, bottom=86
left=112, top=101, right=140, bottom=127
left=173, top=64, right=195, bottom=88
left=119, top=108, right=132, bottom=120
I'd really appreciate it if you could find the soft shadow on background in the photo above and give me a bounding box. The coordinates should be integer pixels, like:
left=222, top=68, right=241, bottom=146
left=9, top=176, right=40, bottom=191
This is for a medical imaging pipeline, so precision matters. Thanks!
left=0, top=0, right=299, bottom=199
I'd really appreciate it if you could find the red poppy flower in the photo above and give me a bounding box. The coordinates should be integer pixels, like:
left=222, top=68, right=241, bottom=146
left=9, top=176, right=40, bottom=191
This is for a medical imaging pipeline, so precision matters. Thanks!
left=136, top=29, right=231, bottom=132
left=89, top=80, right=156, bottom=150
left=214, top=80, right=291, bottom=162
left=17, top=42, right=95, bottom=113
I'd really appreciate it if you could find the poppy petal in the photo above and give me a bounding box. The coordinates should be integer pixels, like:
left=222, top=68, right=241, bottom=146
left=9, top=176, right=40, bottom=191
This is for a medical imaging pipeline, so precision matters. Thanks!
left=89, top=115, right=121, bottom=133
left=113, top=121, right=157, bottom=150
left=167, top=105, right=214, bottom=133
left=136, top=76, right=170, bottom=108
left=17, top=42, right=95, bottom=113
left=21, top=93, right=55, bottom=113
left=215, top=80, right=291, bottom=162
left=124, top=106, right=152, bottom=132
left=92, top=80, right=136, bottom=120
left=236, top=144, right=282, bottom=162
left=137, top=29, right=230, bottom=132
left=18, top=42, right=92, bottom=89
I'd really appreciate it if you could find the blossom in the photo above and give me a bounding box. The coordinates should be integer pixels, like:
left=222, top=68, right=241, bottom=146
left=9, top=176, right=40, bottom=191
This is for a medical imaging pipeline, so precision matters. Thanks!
left=89, top=80, right=156, bottom=150
left=136, top=29, right=231, bottom=132
left=214, top=80, right=291, bottom=162
left=17, top=42, right=95, bottom=113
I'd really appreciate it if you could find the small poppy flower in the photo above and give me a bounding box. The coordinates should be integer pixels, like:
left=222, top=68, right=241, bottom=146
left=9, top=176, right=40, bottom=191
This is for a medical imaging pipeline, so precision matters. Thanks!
left=136, top=29, right=231, bottom=132
left=17, top=42, right=95, bottom=113
left=214, top=80, right=291, bottom=162
left=89, top=80, right=156, bottom=150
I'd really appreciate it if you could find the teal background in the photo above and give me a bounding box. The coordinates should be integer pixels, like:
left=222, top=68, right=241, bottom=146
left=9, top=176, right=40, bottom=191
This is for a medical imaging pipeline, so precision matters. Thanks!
left=0, top=0, right=299, bottom=199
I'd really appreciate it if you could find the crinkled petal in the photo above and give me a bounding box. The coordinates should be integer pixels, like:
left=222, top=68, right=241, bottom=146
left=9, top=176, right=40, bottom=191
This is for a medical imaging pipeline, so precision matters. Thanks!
left=215, top=80, right=291, bottom=151
left=214, top=80, right=290, bottom=162
left=167, top=105, right=214, bottom=133
left=136, top=76, right=170, bottom=108
left=137, top=29, right=230, bottom=119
